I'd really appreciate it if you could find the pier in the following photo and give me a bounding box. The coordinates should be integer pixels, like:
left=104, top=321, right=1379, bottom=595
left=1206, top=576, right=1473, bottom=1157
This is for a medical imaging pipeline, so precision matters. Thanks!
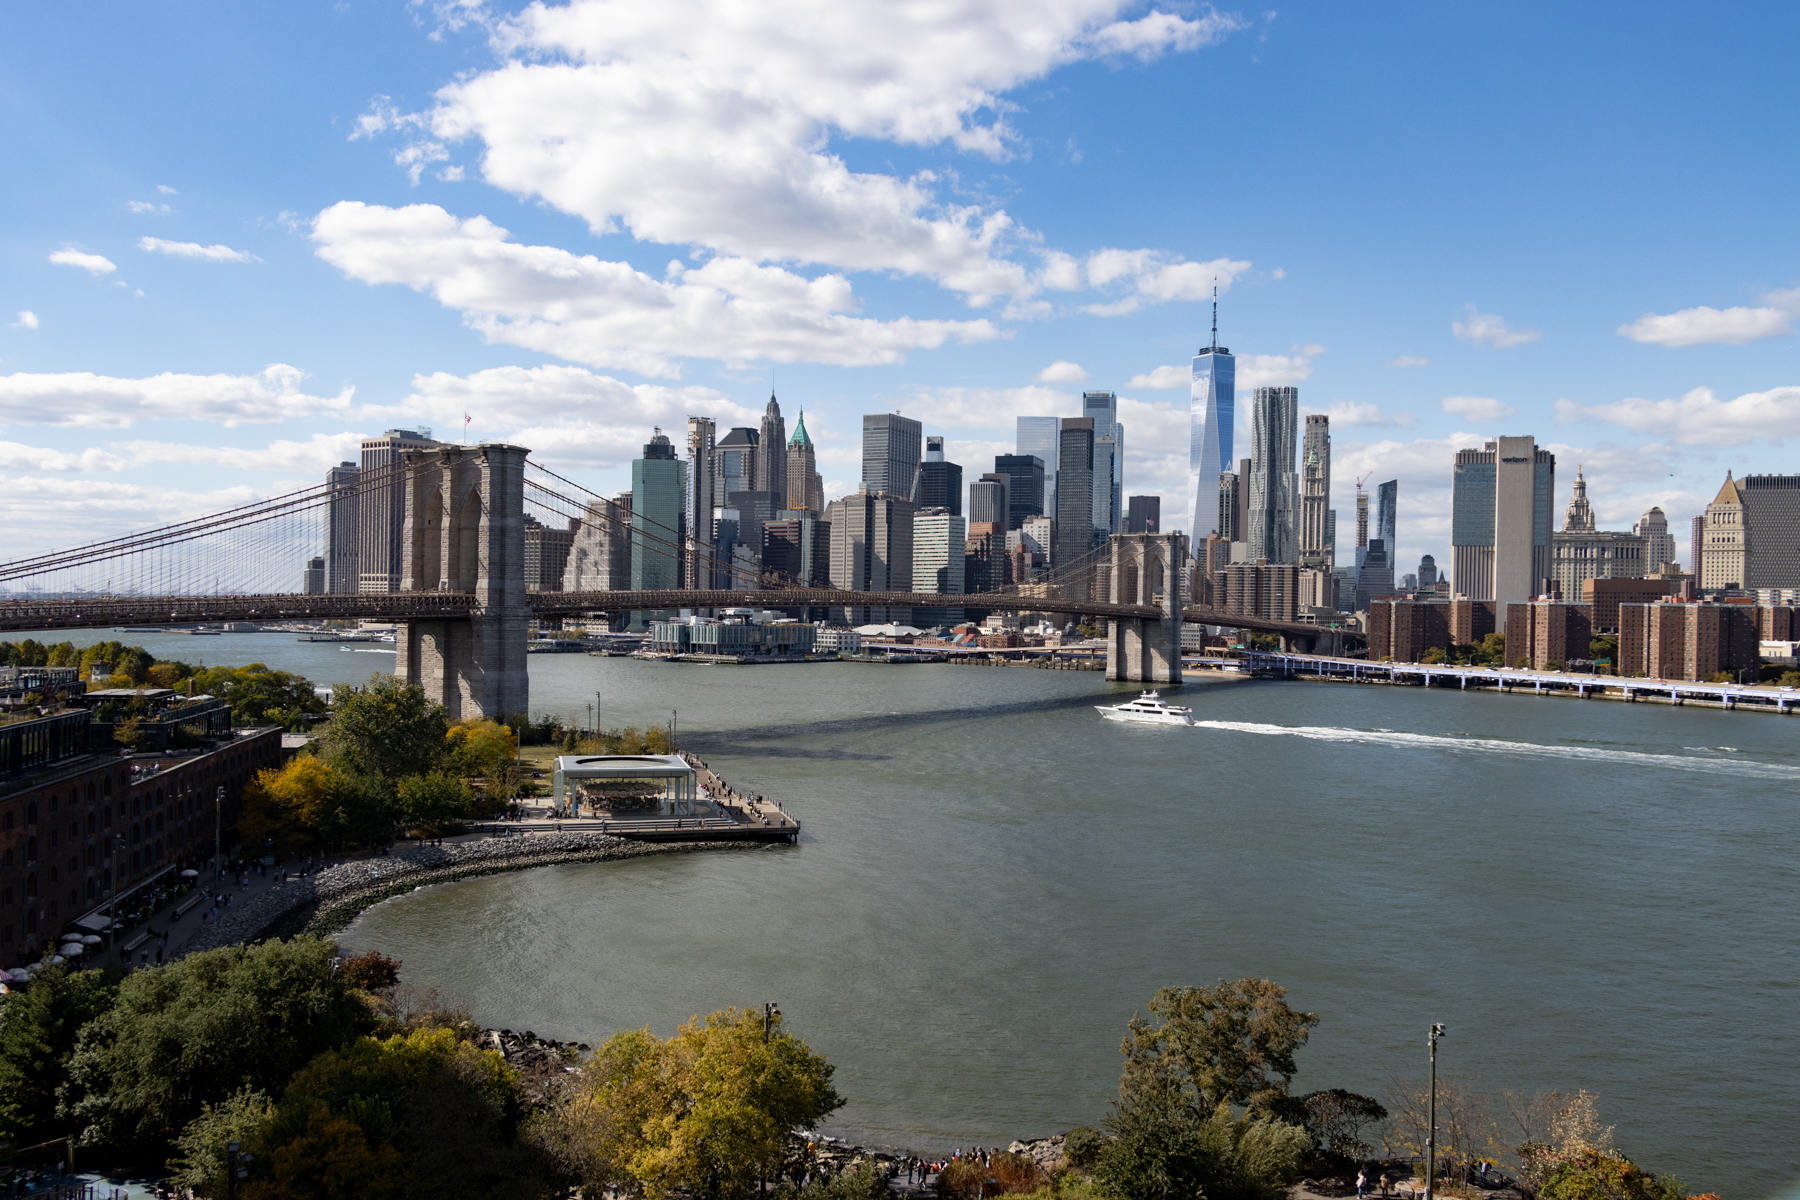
left=1246, top=650, right=1800, bottom=714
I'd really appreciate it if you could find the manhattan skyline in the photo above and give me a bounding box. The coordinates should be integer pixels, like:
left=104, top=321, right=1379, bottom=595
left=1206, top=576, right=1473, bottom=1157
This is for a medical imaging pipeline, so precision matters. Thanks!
left=1, top=2, right=1795, bottom=581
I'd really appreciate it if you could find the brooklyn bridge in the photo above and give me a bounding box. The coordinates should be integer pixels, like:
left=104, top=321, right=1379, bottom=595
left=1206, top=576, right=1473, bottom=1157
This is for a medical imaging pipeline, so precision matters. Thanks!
left=0, top=443, right=1338, bottom=718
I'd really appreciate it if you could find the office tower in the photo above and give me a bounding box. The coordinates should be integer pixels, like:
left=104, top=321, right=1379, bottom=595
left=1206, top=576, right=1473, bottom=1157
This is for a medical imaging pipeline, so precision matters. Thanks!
left=325, top=460, right=360, bottom=594
left=1216, top=471, right=1240, bottom=541
left=715, top=427, right=759, bottom=498
left=1236, top=458, right=1251, bottom=545
left=1740, top=474, right=1800, bottom=588
left=1126, top=495, right=1160, bottom=533
left=912, top=509, right=967, bottom=626
left=1247, top=387, right=1299, bottom=564
left=1021, top=516, right=1054, bottom=562
left=1084, top=390, right=1124, bottom=535
left=918, top=436, right=964, bottom=515
left=826, top=491, right=914, bottom=625
left=523, top=514, right=577, bottom=592
left=1016, top=417, right=1059, bottom=520
left=757, top=394, right=788, bottom=509
left=1353, top=539, right=1393, bottom=610
left=686, top=417, right=717, bottom=585
left=1299, top=415, right=1332, bottom=569
left=786, top=410, right=824, bottom=512
left=1418, top=554, right=1439, bottom=589
left=1701, top=472, right=1745, bottom=590
left=969, top=474, right=1009, bottom=526
left=631, top=429, right=687, bottom=595
left=965, top=523, right=1008, bottom=594
left=1187, top=293, right=1235, bottom=540
left=1375, top=480, right=1397, bottom=562
left=303, top=556, right=326, bottom=595
left=994, top=453, right=1045, bottom=530
left=562, top=494, right=632, bottom=591
left=1054, top=417, right=1095, bottom=595
left=1451, top=436, right=1556, bottom=606
left=359, top=428, right=437, bottom=593
left=725, top=489, right=781, bottom=579
left=1634, top=506, right=1677, bottom=572
left=863, top=413, right=923, bottom=500
left=712, top=505, right=740, bottom=588
left=763, top=514, right=829, bottom=585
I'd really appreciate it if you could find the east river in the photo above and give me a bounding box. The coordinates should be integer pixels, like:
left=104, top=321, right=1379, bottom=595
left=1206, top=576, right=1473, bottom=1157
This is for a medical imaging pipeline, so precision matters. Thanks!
left=27, top=630, right=1800, bottom=1197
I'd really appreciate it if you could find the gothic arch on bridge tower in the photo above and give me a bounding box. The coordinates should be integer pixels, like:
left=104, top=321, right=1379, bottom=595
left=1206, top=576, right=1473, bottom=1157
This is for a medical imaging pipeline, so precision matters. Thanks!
left=1106, top=531, right=1187, bottom=685
left=417, top=487, right=445, bottom=591
left=448, top=484, right=482, bottom=592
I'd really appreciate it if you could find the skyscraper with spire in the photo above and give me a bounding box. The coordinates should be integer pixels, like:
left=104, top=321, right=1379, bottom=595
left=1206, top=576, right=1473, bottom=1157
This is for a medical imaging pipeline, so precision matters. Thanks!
left=785, top=409, right=825, bottom=513
left=758, top=393, right=788, bottom=510
left=1187, top=289, right=1235, bottom=545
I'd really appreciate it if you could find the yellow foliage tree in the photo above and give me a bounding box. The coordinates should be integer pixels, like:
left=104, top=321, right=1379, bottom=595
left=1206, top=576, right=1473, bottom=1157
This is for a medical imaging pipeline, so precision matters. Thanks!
left=239, top=757, right=351, bottom=849
left=444, top=719, right=518, bottom=779
left=540, top=1008, right=842, bottom=1200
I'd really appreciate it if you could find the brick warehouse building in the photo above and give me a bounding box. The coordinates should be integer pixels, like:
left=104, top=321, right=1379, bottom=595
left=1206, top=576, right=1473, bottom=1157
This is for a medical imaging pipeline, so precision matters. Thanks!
left=0, top=710, right=280, bottom=965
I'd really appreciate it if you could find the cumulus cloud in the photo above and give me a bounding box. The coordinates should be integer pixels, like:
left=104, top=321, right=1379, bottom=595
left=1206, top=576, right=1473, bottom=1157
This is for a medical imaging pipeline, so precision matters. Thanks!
left=354, top=0, right=1241, bottom=310
left=1616, top=290, right=1800, bottom=347
left=0, top=364, right=355, bottom=428
left=1452, top=305, right=1539, bottom=348
left=1440, top=395, right=1517, bottom=423
left=353, top=363, right=762, bottom=468
left=1556, top=384, right=1800, bottom=446
left=128, top=201, right=172, bottom=215
left=312, top=201, right=999, bottom=377
left=138, top=237, right=262, bottom=263
left=882, top=384, right=1071, bottom=433
left=1079, top=251, right=1251, bottom=315
left=1388, top=355, right=1429, bottom=368
left=157, top=184, right=178, bottom=195
left=12, top=312, right=38, bottom=330
left=1035, top=360, right=1090, bottom=384
left=1237, top=346, right=1324, bottom=390
left=1126, top=364, right=1187, bottom=390
left=48, top=249, right=117, bottom=275
left=0, top=475, right=272, bottom=562
left=0, top=442, right=129, bottom=472
left=1305, top=401, right=1414, bottom=428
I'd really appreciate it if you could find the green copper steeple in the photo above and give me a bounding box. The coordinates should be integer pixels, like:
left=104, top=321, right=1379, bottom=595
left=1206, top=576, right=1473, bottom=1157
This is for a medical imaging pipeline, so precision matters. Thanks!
left=788, top=408, right=812, bottom=447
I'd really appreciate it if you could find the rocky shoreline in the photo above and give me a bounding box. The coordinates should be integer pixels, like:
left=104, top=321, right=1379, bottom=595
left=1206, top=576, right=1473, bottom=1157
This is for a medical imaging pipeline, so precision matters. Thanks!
left=181, top=831, right=764, bottom=954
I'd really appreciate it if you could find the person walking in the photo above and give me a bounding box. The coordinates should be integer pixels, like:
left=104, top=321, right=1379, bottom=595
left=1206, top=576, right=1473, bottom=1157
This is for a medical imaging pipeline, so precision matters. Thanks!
left=1380, top=1170, right=1391, bottom=1197
left=1357, top=1169, right=1367, bottom=1199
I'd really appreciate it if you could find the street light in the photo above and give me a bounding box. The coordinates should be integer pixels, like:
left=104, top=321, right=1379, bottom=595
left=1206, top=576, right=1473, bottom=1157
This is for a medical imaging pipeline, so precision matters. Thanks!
left=1426, top=1023, right=1446, bottom=1200
left=214, top=785, right=225, bottom=881
left=763, top=1001, right=780, bottom=1043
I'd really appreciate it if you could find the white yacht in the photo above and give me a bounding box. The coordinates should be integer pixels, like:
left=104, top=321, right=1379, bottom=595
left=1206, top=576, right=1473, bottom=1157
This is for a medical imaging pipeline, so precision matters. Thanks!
left=1096, top=690, right=1195, bottom=726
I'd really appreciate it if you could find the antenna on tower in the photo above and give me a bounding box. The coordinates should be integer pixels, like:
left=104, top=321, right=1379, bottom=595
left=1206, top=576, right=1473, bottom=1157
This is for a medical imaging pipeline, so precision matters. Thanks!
left=1210, top=281, right=1219, bottom=352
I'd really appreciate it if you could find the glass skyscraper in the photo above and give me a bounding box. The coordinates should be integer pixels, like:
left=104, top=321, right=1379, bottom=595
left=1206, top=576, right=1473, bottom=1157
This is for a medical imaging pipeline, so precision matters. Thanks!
left=1187, top=303, right=1235, bottom=544
left=1082, top=390, right=1123, bottom=536
left=1016, top=416, right=1059, bottom=521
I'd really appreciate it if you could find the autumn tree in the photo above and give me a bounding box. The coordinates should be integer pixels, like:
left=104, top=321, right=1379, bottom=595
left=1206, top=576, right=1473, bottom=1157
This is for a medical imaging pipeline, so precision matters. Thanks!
left=241, top=757, right=394, bottom=848
left=1119, top=979, right=1320, bottom=1115
left=536, top=1006, right=844, bottom=1200
left=444, top=719, right=518, bottom=780
left=395, top=773, right=474, bottom=828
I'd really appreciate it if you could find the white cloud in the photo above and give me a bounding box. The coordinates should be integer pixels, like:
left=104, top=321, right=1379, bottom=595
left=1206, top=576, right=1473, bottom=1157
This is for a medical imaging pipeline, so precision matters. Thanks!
left=312, top=201, right=999, bottom=377
left=1452, top=305, right=1539, bottom=349
left=138, top=237, right=262, bottom=263
left=1440, top=395, right=1517, bottom=423
left=1555, top=384, right=1800, bottom=446
left=0, top=442, right=129, bottom=472
left=128, top=201, right=172, bottom=215
left=11, top=311, right=37, bottom=330
left=1126, top=364, right=1187, bottom=390
left=157, top=184, right=178, bottom=195
left=0, top=476, right=271, bottom=561
left=48, top=249, right=117, bottom=276
left=1305, top=401, right=1414, bottom=428
left=1388, top=355, right=1429, bottom=368
left=1079, top=251, right=1251, bottom=315
left=882, top=384, right=1070, bottom=433
left=1616, top=290, right=1800, bottom=347
left=1035, top=360, right=1090, bottom=384
left=356, top=363, right=762, bottom=468
left=116, top=432, right=368, bottom=474
left=0, top=364, right=355, bottom=428
left=356, top=0, right=1240, bottom=309
left=1237, top=345, right=1324, bottom=390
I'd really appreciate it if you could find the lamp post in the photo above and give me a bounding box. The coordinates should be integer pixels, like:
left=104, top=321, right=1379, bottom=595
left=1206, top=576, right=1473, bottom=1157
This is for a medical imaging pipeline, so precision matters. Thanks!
left=763, top=1001, right=780, bottom=1042
left=1426, top=1023, right=1446, bottom=1200
left=213, top=785, right=225, bottom=881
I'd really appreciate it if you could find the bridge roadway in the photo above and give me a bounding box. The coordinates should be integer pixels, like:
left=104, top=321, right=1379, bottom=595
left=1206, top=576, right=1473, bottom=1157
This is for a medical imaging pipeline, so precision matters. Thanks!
left=0, top=588, right=1323, bottom=640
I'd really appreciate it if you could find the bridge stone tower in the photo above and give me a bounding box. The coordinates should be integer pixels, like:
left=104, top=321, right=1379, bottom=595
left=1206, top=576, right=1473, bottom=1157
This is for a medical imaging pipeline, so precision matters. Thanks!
left=395, top=443, right=531, bottom=722
left=1105, top=532, right=1188, bottom=684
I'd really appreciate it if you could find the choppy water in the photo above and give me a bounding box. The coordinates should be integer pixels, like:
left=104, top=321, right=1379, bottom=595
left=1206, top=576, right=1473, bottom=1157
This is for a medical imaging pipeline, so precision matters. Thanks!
left=27, top=630, right=1797, bottom=1195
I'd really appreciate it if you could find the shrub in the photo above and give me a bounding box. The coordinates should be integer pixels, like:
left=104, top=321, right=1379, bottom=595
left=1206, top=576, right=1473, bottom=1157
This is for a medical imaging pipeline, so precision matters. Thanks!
left=340, top=950, right=402, bottom=993
left=1065, top=1126, right=1110, bottom=1169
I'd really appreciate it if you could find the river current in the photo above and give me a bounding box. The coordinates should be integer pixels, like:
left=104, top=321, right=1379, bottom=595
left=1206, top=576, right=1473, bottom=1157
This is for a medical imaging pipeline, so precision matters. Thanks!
left=28, top=631, right=1799, bottom=1196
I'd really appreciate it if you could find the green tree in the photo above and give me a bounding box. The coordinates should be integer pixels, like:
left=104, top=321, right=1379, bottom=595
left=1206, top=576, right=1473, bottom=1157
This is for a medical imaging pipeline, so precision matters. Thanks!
left=0, top=962, right=120, bottom=1146
left=167, top=1088, right=276, bottom=1199
left=240, top=757, right=395, bottom=849
left=537, top=1006, right=844, bottom=1200
left=396, top=774, right=473, bottom=828
left=67, top=936, right=375, bottom=1156
left=193, top=663, right=321, bottom=729
left=1099, top=1064, right=1308, bottom=1200
left=1472, top=633, right=1507, bottom=666
left=47, top=641, right=78, bottom=668
left=1119, top=980, right=1319, bottom=1116
left=1420, top=646, right=1446, bottom=665
left=323, top=676, right=448, bottom=782
left=1299, top=1089, right=1387, bottom=1157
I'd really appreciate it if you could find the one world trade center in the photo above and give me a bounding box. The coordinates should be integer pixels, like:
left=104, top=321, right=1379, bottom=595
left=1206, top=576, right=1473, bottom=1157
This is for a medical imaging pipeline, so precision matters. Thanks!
left=1187, top=294, right=1235, bottom=543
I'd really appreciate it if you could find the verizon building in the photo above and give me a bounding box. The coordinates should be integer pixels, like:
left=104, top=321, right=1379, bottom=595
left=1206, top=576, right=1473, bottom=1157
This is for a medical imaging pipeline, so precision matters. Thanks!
left=1451, top=436, right=1555, bottom=606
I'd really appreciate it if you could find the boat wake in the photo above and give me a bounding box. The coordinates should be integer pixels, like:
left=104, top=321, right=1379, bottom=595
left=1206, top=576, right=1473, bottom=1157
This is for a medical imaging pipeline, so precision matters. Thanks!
left=1189, top=720, right=1800, bottom=779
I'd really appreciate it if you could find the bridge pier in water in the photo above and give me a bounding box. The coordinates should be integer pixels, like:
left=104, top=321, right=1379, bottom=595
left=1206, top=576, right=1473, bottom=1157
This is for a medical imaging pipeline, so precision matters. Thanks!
left=1104, top=532, right=1188, bottom=684
left=395, top=444, right=532, bottom=723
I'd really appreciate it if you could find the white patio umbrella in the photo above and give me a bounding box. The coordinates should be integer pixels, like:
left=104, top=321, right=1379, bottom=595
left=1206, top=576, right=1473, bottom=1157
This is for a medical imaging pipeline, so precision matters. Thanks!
left=180, top=868, right=200, bottom=877
left=61, top=943, right=85, bottom=957
left=80, top=934, right=103, bottom=945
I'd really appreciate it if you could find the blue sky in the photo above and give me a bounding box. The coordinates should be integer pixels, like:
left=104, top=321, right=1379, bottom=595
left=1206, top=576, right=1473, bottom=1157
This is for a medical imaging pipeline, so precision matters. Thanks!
left=3, top=1, right=1796, bottom=581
